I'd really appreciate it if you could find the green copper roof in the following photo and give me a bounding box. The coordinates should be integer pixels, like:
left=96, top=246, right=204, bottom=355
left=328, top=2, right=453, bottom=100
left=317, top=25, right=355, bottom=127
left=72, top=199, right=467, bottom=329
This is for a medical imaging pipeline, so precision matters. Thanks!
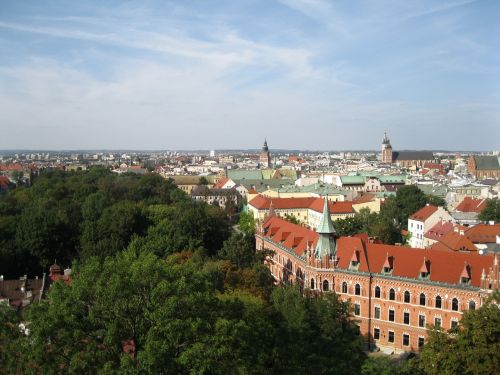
left=340, top=175, right=365, bottom=184
left=317, top=198, right=336, bottom=234
left=315, top=197, right=336, bottom=258
left=473, top=156, right=500, bottom=170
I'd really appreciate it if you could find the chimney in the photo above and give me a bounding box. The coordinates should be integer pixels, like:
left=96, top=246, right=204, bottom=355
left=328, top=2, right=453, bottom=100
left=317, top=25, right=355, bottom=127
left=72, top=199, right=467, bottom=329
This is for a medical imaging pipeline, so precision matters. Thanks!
left=489, top=220, right=495, bottom=226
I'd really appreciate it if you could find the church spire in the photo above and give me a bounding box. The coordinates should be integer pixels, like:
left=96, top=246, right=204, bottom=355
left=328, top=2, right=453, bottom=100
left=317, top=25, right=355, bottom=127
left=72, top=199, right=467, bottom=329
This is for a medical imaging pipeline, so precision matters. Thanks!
left=314, top=197, right=336, bottom=259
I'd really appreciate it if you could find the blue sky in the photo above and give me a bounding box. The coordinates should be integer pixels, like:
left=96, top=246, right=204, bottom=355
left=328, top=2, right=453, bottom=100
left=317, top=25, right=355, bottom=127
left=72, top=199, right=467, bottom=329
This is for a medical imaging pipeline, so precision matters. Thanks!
left=0, top=0, right=499, bottom=150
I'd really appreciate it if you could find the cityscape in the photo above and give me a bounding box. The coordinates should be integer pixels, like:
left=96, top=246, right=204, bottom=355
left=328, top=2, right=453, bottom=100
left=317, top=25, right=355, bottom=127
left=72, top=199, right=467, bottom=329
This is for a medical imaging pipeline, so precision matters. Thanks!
left=1, top=1, right=499, bottom=374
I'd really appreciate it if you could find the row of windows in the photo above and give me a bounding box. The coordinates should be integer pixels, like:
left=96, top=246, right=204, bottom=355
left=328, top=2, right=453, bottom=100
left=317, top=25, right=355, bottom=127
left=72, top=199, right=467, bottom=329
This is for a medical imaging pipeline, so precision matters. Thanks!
left=373, top=329, right=425, bottom=348
left=373, top=307, right=459, bottom=329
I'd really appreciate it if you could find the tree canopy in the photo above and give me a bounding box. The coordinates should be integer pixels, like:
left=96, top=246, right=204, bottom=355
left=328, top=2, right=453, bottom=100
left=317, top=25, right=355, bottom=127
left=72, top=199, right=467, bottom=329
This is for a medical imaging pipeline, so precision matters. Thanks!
left=478, top=199, right=500, bottom=223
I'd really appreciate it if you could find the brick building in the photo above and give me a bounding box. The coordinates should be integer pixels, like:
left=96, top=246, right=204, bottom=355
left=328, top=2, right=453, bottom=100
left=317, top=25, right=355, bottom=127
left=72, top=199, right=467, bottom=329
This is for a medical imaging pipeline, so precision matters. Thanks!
left=256, top=198, right=499, bottom=353
left=468, top=155, right=500, bottom=179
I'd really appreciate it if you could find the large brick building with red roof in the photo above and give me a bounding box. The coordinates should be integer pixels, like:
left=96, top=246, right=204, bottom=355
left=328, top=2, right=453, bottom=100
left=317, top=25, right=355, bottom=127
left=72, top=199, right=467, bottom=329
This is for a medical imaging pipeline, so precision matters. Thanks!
left=256, top=199, right=499, bottom=353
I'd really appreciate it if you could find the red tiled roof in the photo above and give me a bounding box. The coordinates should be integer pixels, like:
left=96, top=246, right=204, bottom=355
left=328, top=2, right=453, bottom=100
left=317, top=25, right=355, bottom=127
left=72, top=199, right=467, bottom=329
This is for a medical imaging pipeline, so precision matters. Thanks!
left=336, top=238, right=491, bottom=287
left=423, top=163, right=444, bottom=170
left=213, top=177, right=229, bottom=189
left=410, top=205, right=438, bottom=221
left=308, top=199, right=354, bottom=214
left=261, top=219, right=494, bottom=287
left=249, top=195, right=316, bottom=210
left=0, top=164, right=23, bottom=172
left=249, top=195, right=354, bottom=214
left=262, top=216, right=318, bottom=257
left=455, top=197, right=487, bottom=213
left=424, top=220, right=454, bottom=241
left=248, top=188, right=258, bottom=194
left=465, top=224, right=500, bottom=243
left=430, top=231, right=477, bottom=252
left=353, top=193, right=376, bottom=204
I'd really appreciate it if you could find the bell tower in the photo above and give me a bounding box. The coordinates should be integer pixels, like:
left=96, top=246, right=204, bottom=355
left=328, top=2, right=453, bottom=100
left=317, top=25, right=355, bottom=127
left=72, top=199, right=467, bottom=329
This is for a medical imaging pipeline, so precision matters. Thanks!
left=381, top=131, right=393, bottom=163
left=259, top=139, right=271, bottom=168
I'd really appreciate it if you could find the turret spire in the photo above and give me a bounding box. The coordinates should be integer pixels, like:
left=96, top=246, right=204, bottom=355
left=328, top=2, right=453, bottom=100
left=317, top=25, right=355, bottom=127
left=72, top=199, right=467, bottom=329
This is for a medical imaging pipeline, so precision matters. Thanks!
left=314, top=197, right=336, bottom=259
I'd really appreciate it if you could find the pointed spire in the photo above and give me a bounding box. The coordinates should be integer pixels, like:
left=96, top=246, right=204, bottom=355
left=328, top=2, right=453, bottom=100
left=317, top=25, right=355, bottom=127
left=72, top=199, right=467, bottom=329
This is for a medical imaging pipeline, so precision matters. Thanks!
left=314, top=196, right=336, bottom=259
left=317, top=196, right=336, bottom=234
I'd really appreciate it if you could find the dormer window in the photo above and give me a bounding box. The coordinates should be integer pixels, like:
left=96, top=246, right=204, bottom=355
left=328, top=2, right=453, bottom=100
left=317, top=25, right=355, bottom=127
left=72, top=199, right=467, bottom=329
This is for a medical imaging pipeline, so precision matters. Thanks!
left=419, top=258, right=431, bottom=280
left=382, top=254, right=394, bottom=274
left=350, top=250, right=360, bottom=271
left=460, top=263, right=471, bottom=285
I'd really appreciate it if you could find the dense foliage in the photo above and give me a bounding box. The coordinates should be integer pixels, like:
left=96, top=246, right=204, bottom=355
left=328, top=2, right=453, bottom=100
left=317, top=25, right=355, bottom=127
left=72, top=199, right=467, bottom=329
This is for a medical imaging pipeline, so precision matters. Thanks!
left=0, top=168, right=228, bottom=277
left=0, top=169, right=367, bottom=374
left=478, top=198, right=500, bottom=223
left=418, top=291, right=500, bottom=375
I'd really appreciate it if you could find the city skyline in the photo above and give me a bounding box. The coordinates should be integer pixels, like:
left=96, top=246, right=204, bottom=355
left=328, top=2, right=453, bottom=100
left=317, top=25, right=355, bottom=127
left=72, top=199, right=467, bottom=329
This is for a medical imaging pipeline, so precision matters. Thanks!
left=1, top=0, right=499, bottom=150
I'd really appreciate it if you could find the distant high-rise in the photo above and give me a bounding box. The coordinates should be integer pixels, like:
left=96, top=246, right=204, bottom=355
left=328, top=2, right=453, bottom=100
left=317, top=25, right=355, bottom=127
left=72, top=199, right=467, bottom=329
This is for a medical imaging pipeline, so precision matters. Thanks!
left=259, top=139, right=271, bottom=168
left=381, top=131, right=393, bottom=163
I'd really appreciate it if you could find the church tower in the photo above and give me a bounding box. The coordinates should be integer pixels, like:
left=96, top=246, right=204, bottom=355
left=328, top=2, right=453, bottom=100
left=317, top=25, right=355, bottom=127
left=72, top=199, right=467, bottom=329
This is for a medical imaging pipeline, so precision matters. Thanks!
left=259, top=139, right=271, bottom=168
left=381, top=131, right=393, bottom=163
left=314, top=197, right=336, bottom=259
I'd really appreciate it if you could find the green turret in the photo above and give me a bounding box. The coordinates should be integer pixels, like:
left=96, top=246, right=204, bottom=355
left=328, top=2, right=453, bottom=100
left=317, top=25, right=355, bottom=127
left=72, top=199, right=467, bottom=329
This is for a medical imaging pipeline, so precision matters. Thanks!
left=314, top=197, right=336, bottom=259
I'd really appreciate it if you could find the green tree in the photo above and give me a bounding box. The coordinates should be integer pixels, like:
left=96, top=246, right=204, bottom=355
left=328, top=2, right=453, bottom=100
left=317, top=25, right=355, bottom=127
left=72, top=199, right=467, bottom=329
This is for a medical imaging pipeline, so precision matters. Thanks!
left=199, top=176, right=209, bottom=186
left=238, top=211, right=256, bottom=235
left=284, top=214, right=300, bottom=225
left=271, top=286, right=366, bottom=374
left=218, top=232, right=257, bottom=269
left=419, top=291, right=500, bottom=375
left=478, top=199, right=500, bottom=223
left=5, top=249, right=275, bottom=374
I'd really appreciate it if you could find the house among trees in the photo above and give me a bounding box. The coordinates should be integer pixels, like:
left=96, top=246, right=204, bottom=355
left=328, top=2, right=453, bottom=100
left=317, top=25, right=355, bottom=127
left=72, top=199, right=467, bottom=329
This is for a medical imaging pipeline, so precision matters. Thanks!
left=256, top=198, right=499, bottom=353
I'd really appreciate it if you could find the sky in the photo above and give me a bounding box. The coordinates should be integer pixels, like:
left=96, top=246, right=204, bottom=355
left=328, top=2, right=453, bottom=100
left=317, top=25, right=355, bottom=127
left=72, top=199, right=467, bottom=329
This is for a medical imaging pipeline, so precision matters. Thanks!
left=0, top=0, right=499, bottom=151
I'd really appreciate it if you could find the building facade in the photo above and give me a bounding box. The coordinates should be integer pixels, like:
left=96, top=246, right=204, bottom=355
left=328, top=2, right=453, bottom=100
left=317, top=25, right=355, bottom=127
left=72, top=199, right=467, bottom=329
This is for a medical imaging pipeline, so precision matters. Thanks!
left=259, top=140, right=271, bottom=169
left=256, top=200, right=498, bottom=353
left=468, top=155, right=500, bottom=179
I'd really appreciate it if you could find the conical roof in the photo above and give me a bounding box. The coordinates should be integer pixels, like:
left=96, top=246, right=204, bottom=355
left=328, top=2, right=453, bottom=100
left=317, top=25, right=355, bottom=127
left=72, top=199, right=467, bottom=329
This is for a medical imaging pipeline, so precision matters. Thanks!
left=317, top=197, right=336, bottom=234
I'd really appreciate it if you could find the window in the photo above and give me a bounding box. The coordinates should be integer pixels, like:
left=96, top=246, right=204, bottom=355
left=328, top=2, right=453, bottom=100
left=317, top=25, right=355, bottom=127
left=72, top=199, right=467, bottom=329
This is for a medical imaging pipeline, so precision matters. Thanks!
left=354, top=303, right=361, bottom=316
left=451, top=320, right=458, bottom=329
left=404, top=291, right=410, bottom=303
left=404, top=312, right=410, bottom=325
left=435, top=295, right=442, bottom=309
left=419, top=314, right=426, bottom=328
left=388, top=331, right=395, bottom=343
left=434, top=317, right=441, bottom=328
left=389, top=309, right=395, bottom=322
left=403, top=334, right=410, bottom=346
left=374, top=286, right=381, bottom=298
left=311, top=278, right=315, bottom=290
left=452, top=298, right=459, bottom=311
left=418, top=337, right=425, bottom=349
left=419, top=293, right=426, bottom=306
left=389, top=288, right=395, bottom=301
left=355, top=284, right=361, bottom=296
left=323, top=280, right=329, bottom=292
left=374, top=328, right=380, bottom=340
left=342, top=282, right=347, bottom=293
left=374, top=306, right=381, bottom=319
left=469, top=301, right=476, bottom=311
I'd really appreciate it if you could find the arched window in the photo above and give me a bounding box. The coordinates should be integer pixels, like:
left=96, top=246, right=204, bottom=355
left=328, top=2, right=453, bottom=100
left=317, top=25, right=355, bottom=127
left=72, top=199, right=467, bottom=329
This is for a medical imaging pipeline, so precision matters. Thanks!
left=323, top=280, right=329, bottom=291
left=389, top=288, right=396, bottom=301
left=374, top=286, right=381, bottom=298
left=355, top=284, right=361, bottom=296
left=435, top=295, right=442, bottom=309
left=452, top=298, right=459, bottom=311
left=419, top=293, right=426, bottom=306
left=404, top=291, right=410, bottom=303
left=311, top=278, right=315, bottom=290
left=469, top=301, right=476, bottom=311
left=342, top=282, right=348, bottom=294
